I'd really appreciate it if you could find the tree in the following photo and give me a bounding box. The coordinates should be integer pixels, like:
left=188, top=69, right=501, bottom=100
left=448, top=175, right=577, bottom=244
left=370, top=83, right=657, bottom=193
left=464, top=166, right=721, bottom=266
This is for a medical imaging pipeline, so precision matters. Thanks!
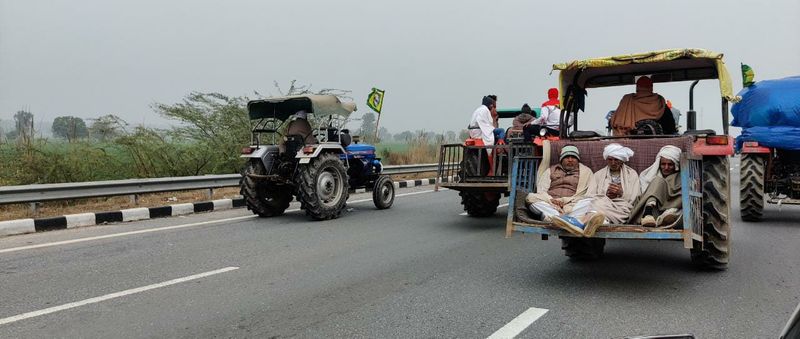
left=14, top=110, right=34, bottom=143
left=446, top=130, right=457, bottom=142
left=359, top=112, right=377, bottom=143
left=52, top=116, right=88, bottom=141
left=268, top=80, right=355, bottom=136
left=89, top=114, right=127, bottom=141
left=395, top=130, right=414, bottom=142
left=458, top=129, right=470, bottom=140
left=378, top=127, right=392, bottom=142
left=153, top=92, right=251, bottom=174
left=270, top=80, right=353, bottom=101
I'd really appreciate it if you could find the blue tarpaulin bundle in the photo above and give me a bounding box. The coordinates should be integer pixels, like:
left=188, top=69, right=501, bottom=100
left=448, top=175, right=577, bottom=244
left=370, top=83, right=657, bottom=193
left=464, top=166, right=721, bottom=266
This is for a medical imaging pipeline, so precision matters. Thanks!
left=732, top=76, right=800, bottom=150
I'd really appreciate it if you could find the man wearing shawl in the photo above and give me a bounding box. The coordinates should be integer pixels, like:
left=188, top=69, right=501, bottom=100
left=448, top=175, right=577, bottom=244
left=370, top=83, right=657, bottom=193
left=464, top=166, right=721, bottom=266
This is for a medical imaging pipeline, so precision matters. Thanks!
left=611, top=76, right=676, bottom=136
left=628, top=145, right=683, bottom=228
left=281, top=110, right=317, bottom=154
left=551, top=144, right=640, bottom=236
left=524, top=146, right=594, bottom=232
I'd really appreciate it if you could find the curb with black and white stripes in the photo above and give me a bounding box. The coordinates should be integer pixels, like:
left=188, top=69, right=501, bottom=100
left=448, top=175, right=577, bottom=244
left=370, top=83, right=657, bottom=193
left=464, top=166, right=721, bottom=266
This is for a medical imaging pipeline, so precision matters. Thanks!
left=0, top=198, right=246, bottom=238
left=0, top=176, right=451, bottom=238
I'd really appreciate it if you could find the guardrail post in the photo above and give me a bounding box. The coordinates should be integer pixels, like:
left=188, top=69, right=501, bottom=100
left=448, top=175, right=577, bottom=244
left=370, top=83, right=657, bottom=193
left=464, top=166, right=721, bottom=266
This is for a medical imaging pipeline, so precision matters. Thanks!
left=29, top=202, right=38, bottom=216
left=207, top=188, right=214, bottom=200
left=130, top=194, right=139, bottom=205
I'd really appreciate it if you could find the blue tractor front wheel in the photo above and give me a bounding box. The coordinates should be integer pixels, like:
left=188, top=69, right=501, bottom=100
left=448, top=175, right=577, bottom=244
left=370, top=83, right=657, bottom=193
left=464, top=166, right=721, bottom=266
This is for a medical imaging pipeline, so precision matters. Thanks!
left=372, top=176, right=395, bottom=209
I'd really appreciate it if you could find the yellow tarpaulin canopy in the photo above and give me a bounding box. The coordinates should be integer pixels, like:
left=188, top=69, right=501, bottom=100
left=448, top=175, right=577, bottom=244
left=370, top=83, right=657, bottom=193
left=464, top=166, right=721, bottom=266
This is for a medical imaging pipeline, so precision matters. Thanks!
left=552, top=48, right=736, bottom=102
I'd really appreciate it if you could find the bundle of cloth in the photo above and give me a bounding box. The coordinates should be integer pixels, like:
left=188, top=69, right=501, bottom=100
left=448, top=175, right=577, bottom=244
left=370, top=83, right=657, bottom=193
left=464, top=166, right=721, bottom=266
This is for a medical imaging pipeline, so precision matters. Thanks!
left=732, top=76, right=800, bottom=150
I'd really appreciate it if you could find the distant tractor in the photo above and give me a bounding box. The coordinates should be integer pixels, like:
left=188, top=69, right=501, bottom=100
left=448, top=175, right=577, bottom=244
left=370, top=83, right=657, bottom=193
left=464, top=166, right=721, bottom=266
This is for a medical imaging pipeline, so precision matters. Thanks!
left=736, top=76, right=800, bottom=221
left=239, top=95, right=394, bottom=221
left=436, top=108, right=537, bottom=217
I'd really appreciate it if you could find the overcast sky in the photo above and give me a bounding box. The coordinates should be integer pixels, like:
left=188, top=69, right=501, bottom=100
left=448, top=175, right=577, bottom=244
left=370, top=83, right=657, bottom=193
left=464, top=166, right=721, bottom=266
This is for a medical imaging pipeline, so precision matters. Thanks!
left=1, top=0, right=798, bottom=135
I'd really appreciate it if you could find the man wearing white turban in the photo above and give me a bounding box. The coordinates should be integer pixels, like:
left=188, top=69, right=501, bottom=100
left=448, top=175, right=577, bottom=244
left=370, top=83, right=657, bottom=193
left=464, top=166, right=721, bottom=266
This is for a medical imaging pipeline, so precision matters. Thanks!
left=551, top=143, right=640, bottom=236
left=628, top=145, right=683, bottom=227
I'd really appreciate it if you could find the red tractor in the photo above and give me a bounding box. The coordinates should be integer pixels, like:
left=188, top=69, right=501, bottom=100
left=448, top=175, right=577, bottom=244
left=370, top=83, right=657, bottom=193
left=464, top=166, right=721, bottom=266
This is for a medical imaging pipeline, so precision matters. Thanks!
left=506, top=49, right=737, bottom=269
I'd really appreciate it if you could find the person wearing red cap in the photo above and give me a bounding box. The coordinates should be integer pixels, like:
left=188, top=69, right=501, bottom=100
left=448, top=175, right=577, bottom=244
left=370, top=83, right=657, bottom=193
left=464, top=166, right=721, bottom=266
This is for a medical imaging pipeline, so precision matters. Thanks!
left=524, top=88, right=565, bottom=140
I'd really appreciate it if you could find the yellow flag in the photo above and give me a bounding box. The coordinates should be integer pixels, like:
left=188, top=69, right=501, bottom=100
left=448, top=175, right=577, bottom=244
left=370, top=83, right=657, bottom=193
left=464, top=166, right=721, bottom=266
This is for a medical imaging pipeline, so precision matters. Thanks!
left=366, top=88, right=385, bottom=113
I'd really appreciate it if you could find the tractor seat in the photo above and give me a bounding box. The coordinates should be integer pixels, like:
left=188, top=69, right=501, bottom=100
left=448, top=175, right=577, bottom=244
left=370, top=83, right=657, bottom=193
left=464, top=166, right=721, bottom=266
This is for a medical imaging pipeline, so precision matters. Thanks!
left=284, top=134, right=305, bottom=157
left=340, top=129, right=352, bottom=147
left=569, top=130, right=601, bottom=139
left=683, top=129, right=716, bottom=136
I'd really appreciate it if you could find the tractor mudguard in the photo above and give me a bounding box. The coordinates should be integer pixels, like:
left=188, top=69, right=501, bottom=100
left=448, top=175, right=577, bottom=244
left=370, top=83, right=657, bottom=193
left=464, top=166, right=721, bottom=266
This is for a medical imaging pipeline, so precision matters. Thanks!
left=740, top=141, right=771, bottom=154
left=240, top=145, right=280, bottom=173
left=296, top=143, right=347, bottom=164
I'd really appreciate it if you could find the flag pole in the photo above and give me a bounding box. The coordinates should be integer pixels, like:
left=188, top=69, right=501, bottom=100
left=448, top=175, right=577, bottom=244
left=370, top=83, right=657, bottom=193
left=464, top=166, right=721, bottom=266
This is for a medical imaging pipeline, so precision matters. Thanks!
left=374, top=111, right=381, bottom=142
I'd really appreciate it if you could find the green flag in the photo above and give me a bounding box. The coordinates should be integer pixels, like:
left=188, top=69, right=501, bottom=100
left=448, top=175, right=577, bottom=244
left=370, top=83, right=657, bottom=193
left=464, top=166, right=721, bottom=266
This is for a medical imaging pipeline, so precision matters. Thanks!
left=366, top=88, right=385, bottom=113
left=741, top=63, right=755, bottom=87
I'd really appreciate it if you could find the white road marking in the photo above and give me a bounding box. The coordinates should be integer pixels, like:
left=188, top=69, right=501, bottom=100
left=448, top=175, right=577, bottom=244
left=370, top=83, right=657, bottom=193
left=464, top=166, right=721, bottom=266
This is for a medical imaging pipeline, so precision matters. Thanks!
left=460, top=203, right=509, bottom=216
left=0, top=266, right=239, bottom=326
left=487, top=307, right=549, bottom=339
left=0, top=189, right=446, bottom=254
left=348, top=189, right=438, bottom=204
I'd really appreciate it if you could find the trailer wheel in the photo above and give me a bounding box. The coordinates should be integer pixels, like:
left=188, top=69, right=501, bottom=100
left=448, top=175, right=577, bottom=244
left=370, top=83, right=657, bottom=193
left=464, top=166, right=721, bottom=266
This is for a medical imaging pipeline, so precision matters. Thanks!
left=562, top=237, right=605, bottom=260
left=240, top=161, right=291, bottom=217
left=460, top=191, right=500, bottom=217
left=691, top=156, right=731, bottom=269
left=740, top=154, right=766, bottom=222
left=458, top=148, right=498, bottom=217
left=297, top=153, right=349, bottom=220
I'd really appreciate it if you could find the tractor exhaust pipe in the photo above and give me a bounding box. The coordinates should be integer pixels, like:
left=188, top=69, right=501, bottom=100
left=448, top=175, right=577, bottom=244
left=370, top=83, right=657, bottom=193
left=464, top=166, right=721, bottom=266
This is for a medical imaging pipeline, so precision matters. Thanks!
left=687, top=80, right=699, bottom=130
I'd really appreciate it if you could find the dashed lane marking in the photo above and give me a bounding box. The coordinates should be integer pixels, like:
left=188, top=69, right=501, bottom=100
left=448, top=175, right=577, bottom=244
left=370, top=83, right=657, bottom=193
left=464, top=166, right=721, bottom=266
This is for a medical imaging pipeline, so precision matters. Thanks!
left=487, top=307, right=549, bottom=339
left=0, top=267, right=239, bottom=326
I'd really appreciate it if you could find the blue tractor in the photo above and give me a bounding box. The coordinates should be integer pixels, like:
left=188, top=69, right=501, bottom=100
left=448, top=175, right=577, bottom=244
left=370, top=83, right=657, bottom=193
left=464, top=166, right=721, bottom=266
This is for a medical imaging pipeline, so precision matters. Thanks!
left=240, top=95, right=394, bottom=221
left=341, top=141, right=395, bottom=209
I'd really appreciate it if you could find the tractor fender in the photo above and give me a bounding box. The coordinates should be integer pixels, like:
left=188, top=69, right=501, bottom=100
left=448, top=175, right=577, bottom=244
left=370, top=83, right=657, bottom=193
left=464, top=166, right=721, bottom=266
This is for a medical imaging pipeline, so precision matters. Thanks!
left=240, top=145, right=279, bottom=171
left=692, top=136, right=735, bottom=156
left=740, top=141, right=771, bottom=154
left=240, top=145, right=278, bottom=159
left=296, top=142, right=347, bottom=165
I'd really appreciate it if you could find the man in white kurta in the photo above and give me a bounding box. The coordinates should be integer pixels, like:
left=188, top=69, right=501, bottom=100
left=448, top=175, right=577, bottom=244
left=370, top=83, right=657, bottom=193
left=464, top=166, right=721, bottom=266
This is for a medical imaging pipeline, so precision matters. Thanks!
left=468, top=96, right=496, bottom=155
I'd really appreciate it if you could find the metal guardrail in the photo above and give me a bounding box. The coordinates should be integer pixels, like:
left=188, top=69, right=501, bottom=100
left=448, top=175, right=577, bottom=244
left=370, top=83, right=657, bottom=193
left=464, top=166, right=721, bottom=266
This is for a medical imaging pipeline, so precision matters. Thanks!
left=0, top=164, right=441, bottom=205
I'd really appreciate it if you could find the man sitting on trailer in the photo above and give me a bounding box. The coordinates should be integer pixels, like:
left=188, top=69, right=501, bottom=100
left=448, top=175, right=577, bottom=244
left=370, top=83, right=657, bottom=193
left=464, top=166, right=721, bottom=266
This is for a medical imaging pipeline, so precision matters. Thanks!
left=550, top=144, right=640, bottom=236
left=524, top=146, right=593, bottom=230
left=628, top=145, right=683, bottom=228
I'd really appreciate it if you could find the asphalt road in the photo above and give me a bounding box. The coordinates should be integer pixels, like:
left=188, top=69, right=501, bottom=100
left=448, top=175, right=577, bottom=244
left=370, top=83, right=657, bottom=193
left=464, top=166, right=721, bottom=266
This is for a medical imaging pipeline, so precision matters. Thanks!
left=1, top=171, right=799, bottom=338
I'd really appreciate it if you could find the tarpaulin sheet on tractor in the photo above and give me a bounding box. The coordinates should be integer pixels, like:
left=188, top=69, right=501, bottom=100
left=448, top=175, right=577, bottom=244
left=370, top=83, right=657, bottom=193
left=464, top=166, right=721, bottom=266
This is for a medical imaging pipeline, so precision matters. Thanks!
left=732, top=76, right=800, bottom=150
